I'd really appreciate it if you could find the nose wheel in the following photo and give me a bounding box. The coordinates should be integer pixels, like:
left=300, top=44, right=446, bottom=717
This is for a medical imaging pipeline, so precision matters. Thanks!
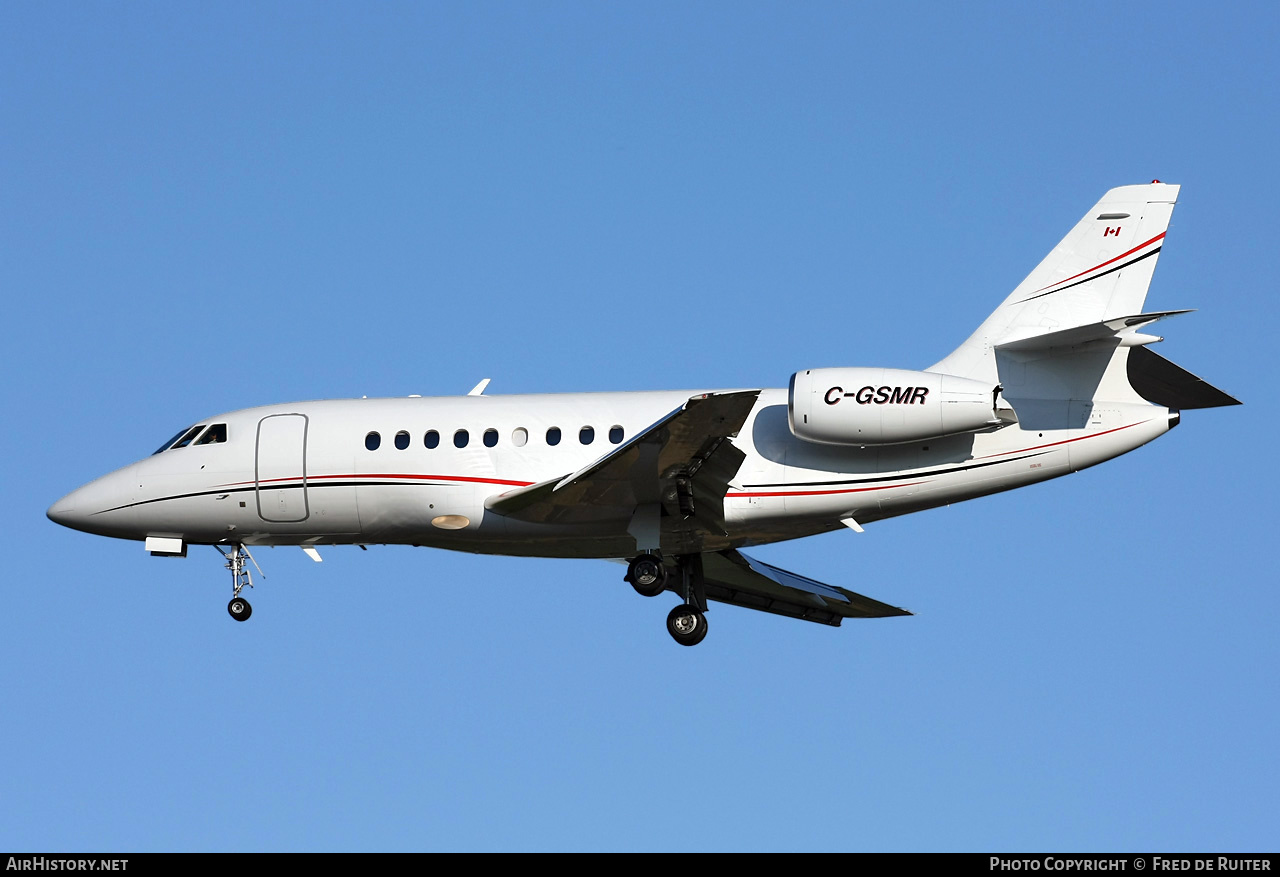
left=228, top=597, right=252, bottom=621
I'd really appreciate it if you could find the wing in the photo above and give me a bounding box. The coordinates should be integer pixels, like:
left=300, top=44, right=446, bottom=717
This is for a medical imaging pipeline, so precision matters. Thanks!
left=700, top=549, right=912, bottom=626
left=487, top=391, right=760, bottom=540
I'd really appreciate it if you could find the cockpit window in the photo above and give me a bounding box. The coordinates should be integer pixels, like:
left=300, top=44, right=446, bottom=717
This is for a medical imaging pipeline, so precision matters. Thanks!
left=171, top=425, right=207, bottom=450
left=193, top=423, right=228, bottom=446
left=153, top=426, right=193, bottom=455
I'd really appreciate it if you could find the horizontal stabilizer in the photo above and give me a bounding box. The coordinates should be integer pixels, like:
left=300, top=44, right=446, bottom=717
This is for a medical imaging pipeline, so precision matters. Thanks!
left=1127, top=346, right=1241, bottom=409
left=995, top=310, right=1194, bottom=352
left=701, top=550, right=912, bottom=626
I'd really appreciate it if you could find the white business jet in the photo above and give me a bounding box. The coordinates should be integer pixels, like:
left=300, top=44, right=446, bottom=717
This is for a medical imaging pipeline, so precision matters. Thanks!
left=48, top=182, right=1237, bottom=645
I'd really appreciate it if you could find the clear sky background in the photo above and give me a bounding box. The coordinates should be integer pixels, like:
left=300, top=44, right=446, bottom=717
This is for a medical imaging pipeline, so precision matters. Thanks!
left=2, top=1, right=1276, bottom=852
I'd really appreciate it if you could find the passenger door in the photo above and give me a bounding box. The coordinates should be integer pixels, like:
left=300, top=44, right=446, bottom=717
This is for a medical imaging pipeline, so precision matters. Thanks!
left=256, top=414, right=310, bottom=522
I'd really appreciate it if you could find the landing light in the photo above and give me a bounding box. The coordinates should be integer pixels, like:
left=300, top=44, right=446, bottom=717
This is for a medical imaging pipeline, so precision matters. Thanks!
left=431, top=515, right=470, bottom=530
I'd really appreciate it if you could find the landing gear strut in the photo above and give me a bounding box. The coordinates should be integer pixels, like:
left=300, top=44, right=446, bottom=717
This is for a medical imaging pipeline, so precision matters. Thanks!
left=625, top=552, right=711, bottom=644
left=666, top=553, right=709, bottom=645
left=217, top=544, right=263, bottom=622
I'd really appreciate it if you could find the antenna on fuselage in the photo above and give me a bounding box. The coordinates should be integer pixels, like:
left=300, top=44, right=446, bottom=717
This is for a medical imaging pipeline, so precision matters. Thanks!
left=468, top=378, right=491, bottom=396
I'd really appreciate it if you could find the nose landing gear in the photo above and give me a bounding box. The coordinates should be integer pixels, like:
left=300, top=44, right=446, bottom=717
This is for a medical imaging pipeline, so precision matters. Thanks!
left=217, top=544, right=264, bottom=622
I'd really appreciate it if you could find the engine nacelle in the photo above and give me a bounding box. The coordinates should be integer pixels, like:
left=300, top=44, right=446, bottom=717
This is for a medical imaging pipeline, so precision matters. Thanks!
left=789, top=368, right=1001, bottom=446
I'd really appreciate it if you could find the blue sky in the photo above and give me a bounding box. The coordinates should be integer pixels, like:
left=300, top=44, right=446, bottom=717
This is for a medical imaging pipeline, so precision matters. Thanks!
left=2, top=1, right=1276, bottom=852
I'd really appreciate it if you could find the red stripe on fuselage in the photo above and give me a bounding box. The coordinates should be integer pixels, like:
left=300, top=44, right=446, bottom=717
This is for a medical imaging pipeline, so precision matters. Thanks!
left=728, top=482, right=928, bottom=499
left=732, top=422, right=1152, bottom=496
left=219, top=473, right=537, bottom=488
left=973, top=420, right=1147, bottom=459
left=222, top=423, right=1153, bottom=497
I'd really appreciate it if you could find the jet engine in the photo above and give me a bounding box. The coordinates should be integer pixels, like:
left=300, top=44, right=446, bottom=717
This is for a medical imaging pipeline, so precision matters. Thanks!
left=789, top=368, right=1005, bottom=446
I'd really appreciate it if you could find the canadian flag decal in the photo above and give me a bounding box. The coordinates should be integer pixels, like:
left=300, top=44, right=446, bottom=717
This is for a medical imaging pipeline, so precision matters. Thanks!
left=1104, top=226, right=1121, bottom=237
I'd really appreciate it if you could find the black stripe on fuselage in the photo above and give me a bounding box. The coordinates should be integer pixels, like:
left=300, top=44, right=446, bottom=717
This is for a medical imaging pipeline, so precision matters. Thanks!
left=741, top=451, right=1048, bottom=489
left=1016, top=246, right=1161, bottom=303
left=93, top=479, right=457, bottom=515
left=96, top=451, right=1050, bottom=516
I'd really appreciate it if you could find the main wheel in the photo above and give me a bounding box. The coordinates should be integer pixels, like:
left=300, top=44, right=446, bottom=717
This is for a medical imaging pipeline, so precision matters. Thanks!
left=666, top=603, right=708, bottom=646
left=627, top=553, right=667, bottom=598
left=228, top=597, right=253, bottom=622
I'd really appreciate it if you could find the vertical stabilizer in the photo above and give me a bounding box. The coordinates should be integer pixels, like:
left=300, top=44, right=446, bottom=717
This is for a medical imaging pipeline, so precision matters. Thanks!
left=930, top=182, right=1180, bottom=384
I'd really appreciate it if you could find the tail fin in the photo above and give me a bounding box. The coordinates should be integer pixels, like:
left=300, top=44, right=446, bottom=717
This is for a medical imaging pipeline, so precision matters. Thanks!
left=931, top=182, right=1180, bottom=383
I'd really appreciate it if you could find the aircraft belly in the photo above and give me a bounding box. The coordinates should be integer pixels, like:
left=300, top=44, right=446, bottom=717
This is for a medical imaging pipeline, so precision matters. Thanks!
left=912, top=445, right=1070, bottom=510
left=724, top=495, right=788, bottom=526
left=355, top=483, right=457, bottom=540
left=414, top=533, right=642, bottom=559
left=1067, top=404, right=1169, bottom=472
left=303, top=483, right=362, bottom=534
left=762, top=412, right=1167, bottom=527
left=131, top=493, right=362, bottom=545
left=407, top=520, right=793, bottom=558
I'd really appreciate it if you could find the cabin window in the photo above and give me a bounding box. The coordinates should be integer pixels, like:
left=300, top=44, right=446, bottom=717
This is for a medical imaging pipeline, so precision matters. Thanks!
left=512, top=427, right=528, bottom=447
left=425, top=430, right=440, bottom=449
left=546, top=427, right=561, bottom=446
left=365, top=431, right=381, bottom=451
left=454, top=429, right=469, bottom=448
left=194, top=424, right=228, bottom=446
left=153, top=426, right=193, bottom=455
left=483, top=428, right=498, bottom=448
left=172, top=425, right=206, bottom=450
left=394, top=431, right=410, bottom=450
left=579, top=426, right=594, bottom=445
left=609, top=425, right=624, bottom=444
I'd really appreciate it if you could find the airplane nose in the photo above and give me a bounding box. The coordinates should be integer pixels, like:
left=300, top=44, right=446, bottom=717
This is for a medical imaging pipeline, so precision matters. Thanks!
left=47, top=489, right=87, bottom=529
left=47, top=467, right=141, bottom=537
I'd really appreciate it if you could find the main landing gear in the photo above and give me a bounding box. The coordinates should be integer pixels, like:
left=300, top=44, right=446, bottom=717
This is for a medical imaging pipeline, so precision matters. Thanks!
left=666, top=603, right=708, bottom=647
left=625, top=552, right=709, bottom=646
left=217, top=544, right=263, bottom=622
left=626, top=553, right=667, bottom=597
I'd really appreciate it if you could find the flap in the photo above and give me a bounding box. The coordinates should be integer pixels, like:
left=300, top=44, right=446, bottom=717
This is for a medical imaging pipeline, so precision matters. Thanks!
left=701, top=549, right=913, bottom=626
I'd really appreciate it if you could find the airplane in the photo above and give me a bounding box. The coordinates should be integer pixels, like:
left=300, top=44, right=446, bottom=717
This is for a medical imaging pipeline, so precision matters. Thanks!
left=47, top=182, right=1238, bottom=645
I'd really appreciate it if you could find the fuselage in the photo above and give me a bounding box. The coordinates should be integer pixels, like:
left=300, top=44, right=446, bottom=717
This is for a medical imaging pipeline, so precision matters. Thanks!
left=47, top=388, right=1174, bottom=559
